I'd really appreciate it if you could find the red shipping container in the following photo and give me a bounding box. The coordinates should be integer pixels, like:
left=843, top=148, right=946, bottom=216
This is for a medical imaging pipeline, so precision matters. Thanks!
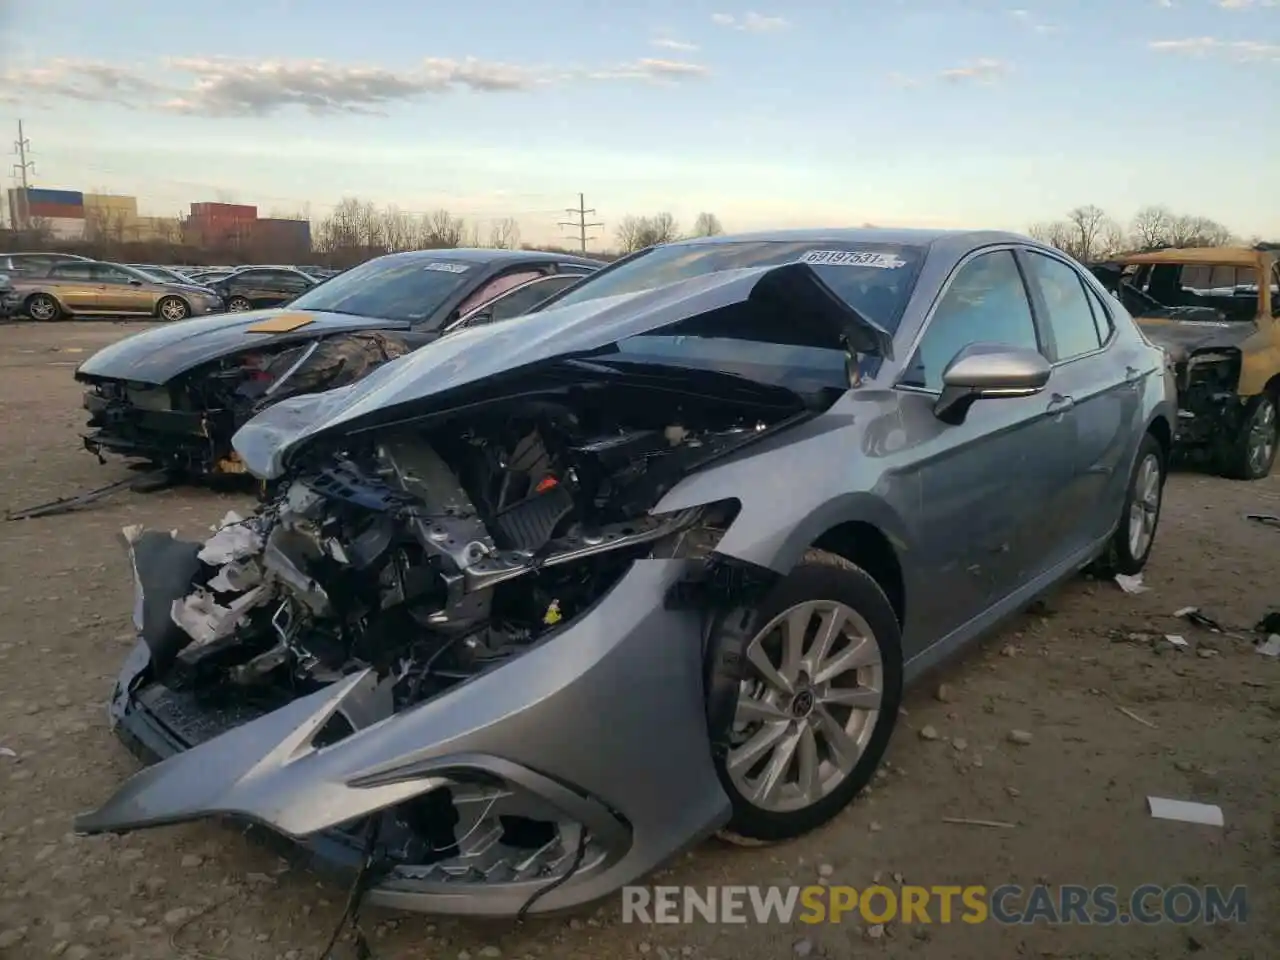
left=28, top=201, right=86, bottom=220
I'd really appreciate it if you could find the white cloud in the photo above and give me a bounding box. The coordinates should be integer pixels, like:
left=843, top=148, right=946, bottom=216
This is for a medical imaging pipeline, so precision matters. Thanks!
left=1214, top=0, right=1276, bottom=8
left=711, top=12, right=790, bottom=32
left=1149, top=37, right=1280, bottom=60
left=652, top=37, right=700, bottom=52
left=939, top=58, right=1012, bottom=83
left=1156, top=0, right=1173, bottom=7
left=1007, top=8, right=1060, bottom=33
left=1, top=54, right=712, bottom=117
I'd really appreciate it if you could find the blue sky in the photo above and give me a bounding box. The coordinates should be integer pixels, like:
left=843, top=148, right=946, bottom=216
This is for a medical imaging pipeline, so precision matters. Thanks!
left=1, top=0, right=1277, bottom=245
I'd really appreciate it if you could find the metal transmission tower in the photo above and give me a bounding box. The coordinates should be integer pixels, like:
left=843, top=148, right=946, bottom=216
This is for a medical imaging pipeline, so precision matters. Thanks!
left=10, top=120, right=36, bottom=230
left=558, top=193, right=603, bottom=254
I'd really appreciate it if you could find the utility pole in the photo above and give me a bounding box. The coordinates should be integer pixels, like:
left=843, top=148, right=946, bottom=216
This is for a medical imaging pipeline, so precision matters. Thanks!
left=558, top=193, right=603, bottom=254
left=11, top=120, right=36, bottom=231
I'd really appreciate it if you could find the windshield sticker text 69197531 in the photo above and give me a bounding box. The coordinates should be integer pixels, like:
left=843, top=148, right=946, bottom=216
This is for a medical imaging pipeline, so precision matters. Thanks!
left=422, top=262, right=471, bottom=274
left=799, top=250, right=906, bottom=269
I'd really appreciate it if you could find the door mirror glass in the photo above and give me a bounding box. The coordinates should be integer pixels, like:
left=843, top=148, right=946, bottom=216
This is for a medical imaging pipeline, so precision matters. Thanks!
left=934, top=342, right=1050, bottom=424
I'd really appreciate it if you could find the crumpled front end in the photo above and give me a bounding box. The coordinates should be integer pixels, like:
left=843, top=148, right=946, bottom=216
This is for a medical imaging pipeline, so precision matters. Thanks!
left=79, top=332, right=411, bottom=475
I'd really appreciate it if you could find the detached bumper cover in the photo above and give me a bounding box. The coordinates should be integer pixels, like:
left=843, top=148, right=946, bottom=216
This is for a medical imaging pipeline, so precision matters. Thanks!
left=77, top=560, right=731, bottom=915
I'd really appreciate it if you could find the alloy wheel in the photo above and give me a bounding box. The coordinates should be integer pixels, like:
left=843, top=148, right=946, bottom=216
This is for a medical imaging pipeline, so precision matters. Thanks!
left=727, top=600, right=883, bottom=814
left=28, top=295, right=57, bottom=321
left=1247, top=399, right=1277, bottom=477
left=228, top=298, right=251, bottom=312
left=1127, top=452, right=1162, bottom=559
left=159, top=298, right=188, bottom=321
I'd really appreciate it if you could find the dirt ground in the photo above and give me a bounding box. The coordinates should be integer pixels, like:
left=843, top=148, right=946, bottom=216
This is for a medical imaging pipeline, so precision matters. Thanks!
left=0, top=321, right=1277, bottom=960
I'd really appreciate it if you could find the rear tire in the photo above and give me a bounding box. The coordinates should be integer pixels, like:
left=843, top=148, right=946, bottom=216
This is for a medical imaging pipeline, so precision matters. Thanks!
left=156, top=296, right=190, bottom=322
left=1089, top=433, right=1165, bottom=578
left=714, top=549, right=903, bottom=845
left=1219, top=393, right=1278, bottom=480
left=227, top=296, right=252, bottom=312
left=25, top=293, right=61, bottom=322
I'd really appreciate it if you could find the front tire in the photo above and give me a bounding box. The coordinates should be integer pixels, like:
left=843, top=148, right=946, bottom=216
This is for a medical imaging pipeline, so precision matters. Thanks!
left=156, top=296, right=190, bottom=322
left=1090, top=432, right=1166, bottom=577
left=227, top=296, right=252, bottom=312
left=25, top=293, right=61, bottom=322
left=1219, top=393, right=1278, bottom=480
left=715, top=550, right=903, bottom=844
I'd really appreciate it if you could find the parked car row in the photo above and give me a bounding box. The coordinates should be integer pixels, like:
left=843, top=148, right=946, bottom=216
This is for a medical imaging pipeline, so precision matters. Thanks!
left=73, top=226, right=1184, bottom=923
left=0, top=256, right=347, bottom=321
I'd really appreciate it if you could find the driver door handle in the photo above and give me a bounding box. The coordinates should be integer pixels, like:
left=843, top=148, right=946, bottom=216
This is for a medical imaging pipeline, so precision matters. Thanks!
left=1045, top=393, right=1075, bottom=416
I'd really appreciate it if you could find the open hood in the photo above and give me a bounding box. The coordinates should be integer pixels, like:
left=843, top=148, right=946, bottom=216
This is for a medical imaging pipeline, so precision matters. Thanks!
left=232, top=262, right=891, bottom=479
left=74, top=308, right=414, bottom=385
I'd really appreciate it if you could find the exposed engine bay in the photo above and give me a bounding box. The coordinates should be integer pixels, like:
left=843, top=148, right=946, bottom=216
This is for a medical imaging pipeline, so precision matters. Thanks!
left=120, top=395, right=777, bottom=883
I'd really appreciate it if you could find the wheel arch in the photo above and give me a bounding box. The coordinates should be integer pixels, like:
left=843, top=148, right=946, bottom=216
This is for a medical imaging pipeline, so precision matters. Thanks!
left=1146, top=413, right=1172, bottom=464
left=808, top=522, right=906, bottom=628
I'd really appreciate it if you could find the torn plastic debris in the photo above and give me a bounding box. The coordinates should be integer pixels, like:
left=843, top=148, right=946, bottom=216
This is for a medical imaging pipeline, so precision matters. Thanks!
left=1147, top=797, right=1224, bottom=827
left=1258, top=635, right=1280, bottom=658
left=171, top=585, right=272, bottom=648
left=1115, top=574, right=1148, bottom=594
left=1163, top=634, right=1189, bottom=648
left=197, top=511, right=263, bottom=565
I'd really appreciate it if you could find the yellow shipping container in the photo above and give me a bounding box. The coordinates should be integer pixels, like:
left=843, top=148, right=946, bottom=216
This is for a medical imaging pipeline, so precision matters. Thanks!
left=82, top=193, right=139, bottom=217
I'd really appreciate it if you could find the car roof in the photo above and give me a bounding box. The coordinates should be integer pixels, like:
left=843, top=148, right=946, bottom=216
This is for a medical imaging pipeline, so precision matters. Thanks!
left=377, top=247, right=605, bottom=268
left=1112, top=247, right=1273, bottom=270
left=666, top=226, right=1030, bottom=250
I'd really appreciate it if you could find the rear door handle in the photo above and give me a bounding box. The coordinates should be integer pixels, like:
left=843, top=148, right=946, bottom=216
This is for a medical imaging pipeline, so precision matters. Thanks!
left=1045, top=394, right=1075, bottom=415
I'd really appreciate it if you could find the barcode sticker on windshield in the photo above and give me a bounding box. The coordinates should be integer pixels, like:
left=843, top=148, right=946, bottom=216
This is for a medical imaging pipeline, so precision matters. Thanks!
left=800, top=250, right=906, bottom=269
left=422, top=262, right=470, bottom=273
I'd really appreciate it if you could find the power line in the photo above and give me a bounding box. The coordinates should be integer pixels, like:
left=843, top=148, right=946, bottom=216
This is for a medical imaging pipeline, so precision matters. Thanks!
left=10, top=119, right=36, bottom=231
left=558, top=193, right=603, bottom=253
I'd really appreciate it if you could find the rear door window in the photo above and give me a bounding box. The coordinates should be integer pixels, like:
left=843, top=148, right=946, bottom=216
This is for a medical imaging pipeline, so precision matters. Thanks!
left=1023, top=252, right=1104, bottom=361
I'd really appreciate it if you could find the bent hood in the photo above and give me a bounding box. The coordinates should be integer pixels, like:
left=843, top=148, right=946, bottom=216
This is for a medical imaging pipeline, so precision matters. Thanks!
left=74, top=308, right=412, bottom=385
left=1135, top=316, right=1256, bottom=363
left=232, top=262, right=891, bottom=479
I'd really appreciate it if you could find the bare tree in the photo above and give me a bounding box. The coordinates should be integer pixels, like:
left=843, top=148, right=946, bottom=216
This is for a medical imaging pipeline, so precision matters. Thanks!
left=644, top=212, right=680, bottom=246
left=1129, top=205, right=1174, bottom=250
left=1099, top=220, right=1126, bottom=259
left=461, top=221, right=482, bottom=249
left=1168, top=214, right=1234, bottom=248
left=615, top=215, right=646, bottom=253
left=419, top=208, right=464, bottom=248
left=691, top=212, right=724, bottom=238
left=1065, top=205, right=1111, bottom=261
left=1027, top=220, right=1073, bottom=252
left=380, top=206, right=416, bottom=252
left=489, top=217, right=521, bottom=249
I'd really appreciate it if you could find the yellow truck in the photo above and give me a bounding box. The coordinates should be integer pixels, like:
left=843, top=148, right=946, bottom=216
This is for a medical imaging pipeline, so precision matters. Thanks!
left=1091, top=246, right=1280, bottom=480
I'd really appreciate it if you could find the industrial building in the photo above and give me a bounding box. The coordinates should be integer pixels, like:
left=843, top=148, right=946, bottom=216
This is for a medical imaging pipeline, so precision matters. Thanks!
left=5, top=189, right=311, bottom=255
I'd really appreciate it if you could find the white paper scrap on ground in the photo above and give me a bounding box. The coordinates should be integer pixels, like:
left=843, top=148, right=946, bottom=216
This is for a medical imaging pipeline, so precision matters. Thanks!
left=1164, top=634, right=1188, bottom=647
left=1115, top=574, right=1148, bottom=594
left=1258, top=635, right=1280, bottom=658
left=1147, top=797, right=1224, bottom=827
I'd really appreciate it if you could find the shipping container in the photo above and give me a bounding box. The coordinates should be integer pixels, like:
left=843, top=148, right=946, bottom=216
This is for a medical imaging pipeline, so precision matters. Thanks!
left=44, top=217, right=87, bottom=241
left=190, top=202, right=257, bottom=221
left=29, top=201, right=87, bottom=220
left=83, top=193, right=139, bottom=217
left=27, top=188, right=84, bottom=207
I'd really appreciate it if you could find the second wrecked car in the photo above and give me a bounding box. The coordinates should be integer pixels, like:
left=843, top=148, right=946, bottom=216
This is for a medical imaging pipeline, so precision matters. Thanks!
left=1091, top=245, right=1280, bottom=479
left=77, top=229, right=1175, bottom=918
left=72, top=248, right=601, bottom=479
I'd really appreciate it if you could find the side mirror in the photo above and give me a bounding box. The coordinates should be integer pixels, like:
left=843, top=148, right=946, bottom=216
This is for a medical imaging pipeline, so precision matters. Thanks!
left=468, top=310, right=495, bottom=326
left=129, top=279, right=142, bottom=286
left=933, top=342, right=1050, bottom=425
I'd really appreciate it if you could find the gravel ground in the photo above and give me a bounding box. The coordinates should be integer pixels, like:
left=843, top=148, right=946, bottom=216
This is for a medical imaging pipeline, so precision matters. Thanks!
left=0, top=321, right=1277, bottom=960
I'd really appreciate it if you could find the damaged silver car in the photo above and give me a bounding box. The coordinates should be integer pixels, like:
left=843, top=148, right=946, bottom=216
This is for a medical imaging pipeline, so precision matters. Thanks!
left=77, top=229, right=1176, bottom=919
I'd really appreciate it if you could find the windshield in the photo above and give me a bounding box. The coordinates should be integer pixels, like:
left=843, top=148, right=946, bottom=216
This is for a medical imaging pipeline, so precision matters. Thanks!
left=288, top=255, right=475, bottom=323
left=544, top=239, right=926, bottom=333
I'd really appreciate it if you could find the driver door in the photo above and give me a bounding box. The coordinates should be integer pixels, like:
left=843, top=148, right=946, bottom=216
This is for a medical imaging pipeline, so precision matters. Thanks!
left=895, top=248, right=1075, bottom=643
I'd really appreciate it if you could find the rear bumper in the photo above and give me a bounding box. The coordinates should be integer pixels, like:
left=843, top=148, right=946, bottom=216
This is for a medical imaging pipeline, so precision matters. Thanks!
left=0, top=292, right=17, bottom=318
